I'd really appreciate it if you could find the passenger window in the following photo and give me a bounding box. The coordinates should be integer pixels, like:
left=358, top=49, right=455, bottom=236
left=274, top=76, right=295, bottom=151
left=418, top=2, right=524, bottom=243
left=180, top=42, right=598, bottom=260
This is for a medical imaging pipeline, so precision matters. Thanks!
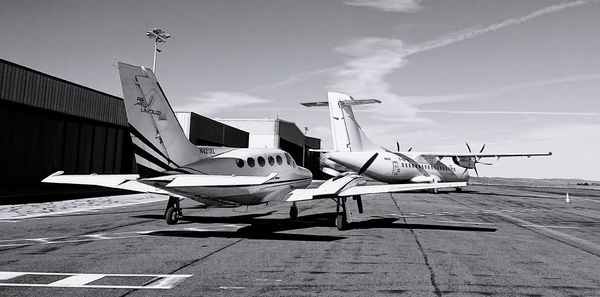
left=268, top=156, right=275, bottom=166
left=247, top=157, right=255, bottom=167
left=285, top=153, right=292, bottom=165
left=257, top=156, right=265, bottom=167
left=236, top=159, right=244, bottom=168
left=276, top=155, right=283, bottom=165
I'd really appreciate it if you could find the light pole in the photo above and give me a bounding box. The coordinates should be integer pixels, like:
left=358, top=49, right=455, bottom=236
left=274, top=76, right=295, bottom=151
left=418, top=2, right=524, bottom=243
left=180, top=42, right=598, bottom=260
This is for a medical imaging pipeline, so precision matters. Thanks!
left=146, top=28, right=172, bottom=73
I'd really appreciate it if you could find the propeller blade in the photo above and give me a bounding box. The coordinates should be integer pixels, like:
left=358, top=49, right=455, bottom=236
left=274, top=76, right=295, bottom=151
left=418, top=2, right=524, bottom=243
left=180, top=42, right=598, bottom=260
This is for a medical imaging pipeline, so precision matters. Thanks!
left=479, top=143, right=486, bottom=153
left=462, top=167, right=468, bottom=176
left=358, top=153, right=379, bottom=175
left=408, top=147, right=412, bottom=152
left=474, top=165, right=479, bottom=177
left=477, top=161, right=493, bottom=165
left=396, top=141, right=400, bottom=152
left=466, top=142, right=472, bottom=153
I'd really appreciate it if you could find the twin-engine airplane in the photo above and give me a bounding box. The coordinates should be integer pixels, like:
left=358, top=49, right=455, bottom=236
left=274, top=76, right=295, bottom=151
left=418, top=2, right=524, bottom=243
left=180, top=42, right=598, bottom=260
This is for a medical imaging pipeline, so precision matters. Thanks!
left=302, top=92, right=552, bottom=192
left=42, top=63, right=464, bottom=230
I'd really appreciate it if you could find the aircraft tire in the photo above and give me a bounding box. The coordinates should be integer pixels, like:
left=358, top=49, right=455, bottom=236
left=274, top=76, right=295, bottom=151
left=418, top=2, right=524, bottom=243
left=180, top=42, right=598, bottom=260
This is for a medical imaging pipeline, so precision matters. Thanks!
left=335, top=213, right=348, bottom=231
left=165, top=207, right=179, bottom=225
left=289, top=204, right=298, bottom=219
left=455, top=187, right=463, bottom=192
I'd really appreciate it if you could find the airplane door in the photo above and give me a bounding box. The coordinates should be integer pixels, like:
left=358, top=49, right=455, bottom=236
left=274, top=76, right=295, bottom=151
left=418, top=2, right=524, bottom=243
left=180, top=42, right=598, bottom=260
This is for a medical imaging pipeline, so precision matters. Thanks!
left=392, top=161, right=399, bottom=176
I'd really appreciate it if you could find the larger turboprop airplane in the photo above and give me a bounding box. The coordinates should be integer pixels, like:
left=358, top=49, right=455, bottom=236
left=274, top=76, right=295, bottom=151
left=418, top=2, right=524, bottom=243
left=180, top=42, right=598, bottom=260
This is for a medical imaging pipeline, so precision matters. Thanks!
left=302, top=92, right=552, bottom=191
left=43, top=63, right=463, bottom=230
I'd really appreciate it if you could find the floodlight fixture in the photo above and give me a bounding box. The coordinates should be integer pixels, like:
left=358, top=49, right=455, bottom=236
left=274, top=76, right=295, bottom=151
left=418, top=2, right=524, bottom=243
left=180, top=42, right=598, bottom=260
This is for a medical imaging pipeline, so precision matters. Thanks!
left=146, top=28, right=172, bottom=73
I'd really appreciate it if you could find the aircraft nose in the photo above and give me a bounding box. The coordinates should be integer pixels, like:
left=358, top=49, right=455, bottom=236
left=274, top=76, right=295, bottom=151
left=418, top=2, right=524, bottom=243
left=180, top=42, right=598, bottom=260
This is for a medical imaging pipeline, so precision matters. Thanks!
left=297, top=166, right=313, bottom=179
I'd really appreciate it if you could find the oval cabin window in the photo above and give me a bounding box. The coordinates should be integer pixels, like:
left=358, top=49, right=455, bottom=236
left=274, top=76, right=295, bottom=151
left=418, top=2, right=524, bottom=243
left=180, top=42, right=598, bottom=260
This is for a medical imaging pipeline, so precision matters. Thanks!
left=247, top=157, right=255, bottom=167
left=276, top=155, right=283, bottom=165
left=268, top=156, right=275, bottom=166
left=236, top=159, right=244, bottom=168
left=257, top=156, right=266, bottom=167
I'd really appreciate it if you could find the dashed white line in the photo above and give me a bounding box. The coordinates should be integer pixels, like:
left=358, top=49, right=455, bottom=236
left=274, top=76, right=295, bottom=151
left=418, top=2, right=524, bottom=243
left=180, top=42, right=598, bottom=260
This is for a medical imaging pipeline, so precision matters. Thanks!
left=438, top=220, right=496, bottom=225
left=520, top=224, right=579, bottom=229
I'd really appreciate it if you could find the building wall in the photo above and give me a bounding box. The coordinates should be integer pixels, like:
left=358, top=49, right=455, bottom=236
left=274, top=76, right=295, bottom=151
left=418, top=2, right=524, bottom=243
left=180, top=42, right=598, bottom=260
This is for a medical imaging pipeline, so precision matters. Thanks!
left=175, top=112, right=249, bottom=148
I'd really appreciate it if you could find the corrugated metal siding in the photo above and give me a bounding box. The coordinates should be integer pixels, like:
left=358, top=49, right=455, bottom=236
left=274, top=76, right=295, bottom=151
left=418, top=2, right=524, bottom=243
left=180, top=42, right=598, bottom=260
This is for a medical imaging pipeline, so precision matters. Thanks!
left=0, top=59, right=127, bottom=127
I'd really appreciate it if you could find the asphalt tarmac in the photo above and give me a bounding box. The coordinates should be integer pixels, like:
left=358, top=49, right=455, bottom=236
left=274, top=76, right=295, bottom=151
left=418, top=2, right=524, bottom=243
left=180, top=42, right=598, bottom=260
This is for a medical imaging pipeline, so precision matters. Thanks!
left=0, top=184, right=599, bottom=296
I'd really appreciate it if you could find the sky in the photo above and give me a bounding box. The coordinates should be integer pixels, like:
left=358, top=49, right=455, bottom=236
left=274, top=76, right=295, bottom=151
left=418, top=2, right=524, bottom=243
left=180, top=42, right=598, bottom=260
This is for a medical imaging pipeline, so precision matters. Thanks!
left=1, top=0, right=599, bottom=180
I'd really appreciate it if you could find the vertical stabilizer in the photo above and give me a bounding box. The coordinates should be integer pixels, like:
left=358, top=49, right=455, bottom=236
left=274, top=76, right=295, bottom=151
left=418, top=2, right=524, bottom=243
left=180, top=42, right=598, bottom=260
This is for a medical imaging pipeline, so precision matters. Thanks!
left=327, top=92, right=382, bottom=152
left=118, top=62, right=202, bottom=175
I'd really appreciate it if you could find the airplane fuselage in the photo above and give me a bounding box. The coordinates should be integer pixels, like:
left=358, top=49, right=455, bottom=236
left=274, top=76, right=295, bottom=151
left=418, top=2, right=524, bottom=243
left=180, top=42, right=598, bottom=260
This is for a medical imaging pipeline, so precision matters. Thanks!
left=323, top=151, right=469, bottom=184
left=142, top=147, right=313, bottom=207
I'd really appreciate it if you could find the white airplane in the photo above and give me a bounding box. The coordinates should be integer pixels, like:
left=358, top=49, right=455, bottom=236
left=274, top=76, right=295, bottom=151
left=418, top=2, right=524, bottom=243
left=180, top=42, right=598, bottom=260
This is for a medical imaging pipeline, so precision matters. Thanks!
left=302, top=92, right=552, bottom=192
left=43, top=63, right=464, bottom=230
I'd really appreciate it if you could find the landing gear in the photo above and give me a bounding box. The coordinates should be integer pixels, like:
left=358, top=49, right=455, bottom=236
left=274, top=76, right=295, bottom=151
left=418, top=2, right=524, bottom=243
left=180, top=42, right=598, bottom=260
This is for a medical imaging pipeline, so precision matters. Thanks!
left=353, top=195, right=363, bottom=214
left=165, top=196, right=182, bottom=225
left=455, top=187, right=463, bottom=192
left=335, top=197, right=348, bottom=231
left=289, top=202, right=298, bottom=219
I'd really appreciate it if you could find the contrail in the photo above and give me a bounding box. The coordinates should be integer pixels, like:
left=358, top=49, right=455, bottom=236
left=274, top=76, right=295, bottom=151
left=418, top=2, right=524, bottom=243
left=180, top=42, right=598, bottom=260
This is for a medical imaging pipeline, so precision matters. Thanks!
left=409, top=0, right=596, bottom=55
left=420, top=110, right=599, bottom=116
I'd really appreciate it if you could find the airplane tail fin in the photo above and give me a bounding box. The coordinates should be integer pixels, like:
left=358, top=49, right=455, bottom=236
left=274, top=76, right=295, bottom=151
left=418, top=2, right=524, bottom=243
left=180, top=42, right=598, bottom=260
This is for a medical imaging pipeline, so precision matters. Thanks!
left=302, top=92, right=382, bottom=152
left=117, top=62, right=202, bottom=175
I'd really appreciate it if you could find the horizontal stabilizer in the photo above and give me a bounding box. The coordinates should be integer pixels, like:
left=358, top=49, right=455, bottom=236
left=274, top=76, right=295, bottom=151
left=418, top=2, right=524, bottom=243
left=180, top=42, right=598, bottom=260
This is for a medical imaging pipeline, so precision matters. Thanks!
left=148, top=173, right=279, bottom=187
left=41, top=171, right=176, bottom=195
left=301, top=99, right=381, bottom=107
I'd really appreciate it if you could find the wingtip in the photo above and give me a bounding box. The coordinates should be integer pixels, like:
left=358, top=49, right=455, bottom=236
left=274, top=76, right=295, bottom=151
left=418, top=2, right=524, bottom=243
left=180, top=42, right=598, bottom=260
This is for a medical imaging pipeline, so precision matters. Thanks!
left=41, top=171, right=64, bottom=183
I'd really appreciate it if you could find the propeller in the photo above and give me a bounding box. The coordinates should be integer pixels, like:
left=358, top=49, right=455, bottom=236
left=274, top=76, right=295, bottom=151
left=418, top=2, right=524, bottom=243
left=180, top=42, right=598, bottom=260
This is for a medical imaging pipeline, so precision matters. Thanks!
left=358, top=153, right=379, bottom=175
left=396, top=141, right=412, bottom=152
left=464, top=142, right=491, bottom=177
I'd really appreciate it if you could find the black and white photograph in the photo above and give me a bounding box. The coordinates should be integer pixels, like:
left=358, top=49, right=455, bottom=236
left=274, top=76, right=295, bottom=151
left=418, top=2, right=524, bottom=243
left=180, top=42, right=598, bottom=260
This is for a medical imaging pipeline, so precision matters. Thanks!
left=1, top=0, right=599, bottom=296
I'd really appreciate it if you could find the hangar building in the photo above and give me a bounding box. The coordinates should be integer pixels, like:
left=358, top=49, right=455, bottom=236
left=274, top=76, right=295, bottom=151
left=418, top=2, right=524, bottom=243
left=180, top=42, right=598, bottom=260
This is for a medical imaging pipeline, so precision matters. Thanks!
left=214, top=118, right=322, bottom=178
left=0, top=58, right=321, bottom=195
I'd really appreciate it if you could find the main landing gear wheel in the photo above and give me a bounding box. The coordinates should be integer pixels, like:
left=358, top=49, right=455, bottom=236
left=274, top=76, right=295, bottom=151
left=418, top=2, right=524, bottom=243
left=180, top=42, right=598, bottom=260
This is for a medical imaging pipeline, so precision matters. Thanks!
left=289, top=202, right=298, bottom=219
left=165, top=207, right=179, bottom=225
left=335, top=197, right=349, bottom=231
left=455, top=187, right=463, bottom=192
left=165, top=196, right=182, bottom=225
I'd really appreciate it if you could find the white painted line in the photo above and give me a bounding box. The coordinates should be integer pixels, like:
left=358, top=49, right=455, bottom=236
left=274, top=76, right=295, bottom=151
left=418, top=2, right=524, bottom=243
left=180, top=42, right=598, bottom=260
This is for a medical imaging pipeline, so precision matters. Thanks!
left=0, top=220, right=18, bottom=223
left=0, top=271, right=193, bottom=289
left=83, top=234, right=112, bottom=240
left=219, top=286, right=245, bottom=290
left=521, top=224, right=579, bottom=229
left=438, top=220, right=495, bottom=225
left=144, top=276, right=192, bottom=289
left=49, top=274, right=104, bottom=286
left=0, top=272, right=25, bottom=280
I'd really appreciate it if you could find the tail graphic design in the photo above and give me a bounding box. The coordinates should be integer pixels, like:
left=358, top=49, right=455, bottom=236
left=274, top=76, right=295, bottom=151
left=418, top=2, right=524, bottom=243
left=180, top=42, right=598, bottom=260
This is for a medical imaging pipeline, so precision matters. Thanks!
left=303, top=92, right=382, bottom=152
left=118, top=62, right=202, bottom=175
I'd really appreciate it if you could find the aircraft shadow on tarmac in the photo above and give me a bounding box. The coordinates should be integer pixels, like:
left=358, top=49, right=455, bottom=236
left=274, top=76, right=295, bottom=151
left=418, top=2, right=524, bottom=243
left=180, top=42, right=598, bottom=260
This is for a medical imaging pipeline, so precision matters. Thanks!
left=135, top=211, right=496, bottom=242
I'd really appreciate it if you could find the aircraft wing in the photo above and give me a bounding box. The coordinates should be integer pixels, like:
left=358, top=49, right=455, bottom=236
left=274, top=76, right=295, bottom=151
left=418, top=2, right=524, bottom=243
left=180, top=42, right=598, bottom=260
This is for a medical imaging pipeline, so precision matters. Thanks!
left=42, top=171, right=278, bottom=191
left=286, top=173, right=466, bottom=202
left=41, top=171, right=174, bottom=195
left=146, top=173, right=278, bottom=187
left=415, top=152, right=552, bottom=159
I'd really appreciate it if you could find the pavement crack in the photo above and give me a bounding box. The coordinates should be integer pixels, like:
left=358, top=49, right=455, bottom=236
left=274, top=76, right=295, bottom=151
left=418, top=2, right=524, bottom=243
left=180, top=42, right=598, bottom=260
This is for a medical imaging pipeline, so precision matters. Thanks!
left=119, top=238, right=244, bottom=297
left=391, top=195, right=442, bottom=297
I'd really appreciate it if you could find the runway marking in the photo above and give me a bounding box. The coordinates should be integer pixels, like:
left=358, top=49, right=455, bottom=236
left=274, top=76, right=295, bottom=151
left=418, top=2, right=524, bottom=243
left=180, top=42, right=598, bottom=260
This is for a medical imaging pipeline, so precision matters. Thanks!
left=0, top=271, right=192, bottom=289
left=437, top=220, right=496, bottom=225
left=491, top=211, right=600, bottom=256
left=520, top=224, right=579, bottom=229
left=219, top=286, right=245, bottom=290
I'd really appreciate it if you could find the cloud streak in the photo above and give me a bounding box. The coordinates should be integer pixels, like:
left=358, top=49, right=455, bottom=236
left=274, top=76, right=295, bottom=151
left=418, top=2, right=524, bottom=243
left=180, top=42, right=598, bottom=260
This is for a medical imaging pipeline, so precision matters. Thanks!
left=177, top=91, right=269, bottom=116
left=408, top=0, right=596, bottom=56
left=344, top=0, right=422, bottom=13
left=327, top=0, right=596, bottom=123
left=419, top=110, right=599, bottom=116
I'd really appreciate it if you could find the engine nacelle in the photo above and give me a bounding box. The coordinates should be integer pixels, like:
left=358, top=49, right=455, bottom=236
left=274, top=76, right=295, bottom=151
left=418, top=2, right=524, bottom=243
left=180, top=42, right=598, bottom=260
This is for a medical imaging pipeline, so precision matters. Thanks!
left=452, top=156, right=477, bottom=169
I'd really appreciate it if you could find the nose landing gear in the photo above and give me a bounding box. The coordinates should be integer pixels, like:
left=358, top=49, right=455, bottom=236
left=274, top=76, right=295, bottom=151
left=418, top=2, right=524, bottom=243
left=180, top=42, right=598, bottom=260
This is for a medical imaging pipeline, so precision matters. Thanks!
left=289, top=202, right=298, bottom=219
